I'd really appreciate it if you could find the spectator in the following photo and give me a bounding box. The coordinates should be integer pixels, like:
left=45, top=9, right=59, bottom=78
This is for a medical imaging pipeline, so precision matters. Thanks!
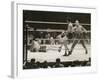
left=24, top=61, right=31, bottom=69
left=45, top=32, right=51, bottom=44
left=36, top=61, right=41, bottom=68
left=64, top=61, right=72, bottom=67
left=30, top=58, right=38, bottom=69
left=73, top=60, right=80, bottom=66
left=50, top=37, right=55, bottom=45
left=53, top=58, right=64, bottom=68
left=86, top=58, right=91, bottom=66
left=80, top=60, right=87, bottom=66
left=42, top=61, right=49, bottom=68
left=89, top=57, right=91, bottom=62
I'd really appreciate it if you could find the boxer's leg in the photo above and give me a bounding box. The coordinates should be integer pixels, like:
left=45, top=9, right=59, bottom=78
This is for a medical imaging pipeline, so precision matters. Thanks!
left=68, top=40, right=78, bottom=56
left=63, top=41, right=69, bottom=56
left=80, top=40, right=88, bottom=54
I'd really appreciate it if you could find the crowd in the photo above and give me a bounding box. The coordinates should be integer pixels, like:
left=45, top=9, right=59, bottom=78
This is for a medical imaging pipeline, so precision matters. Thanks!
left=23, top=58, right=91, bottom=69
left=27, top=30, right=90, bottom=46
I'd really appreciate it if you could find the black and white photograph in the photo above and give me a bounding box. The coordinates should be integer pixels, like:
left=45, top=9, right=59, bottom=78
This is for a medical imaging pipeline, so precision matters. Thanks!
left=23, top=10, right=91, bottom=69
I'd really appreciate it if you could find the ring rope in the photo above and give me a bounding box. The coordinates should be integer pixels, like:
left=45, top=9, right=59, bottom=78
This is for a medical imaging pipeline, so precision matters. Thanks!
left=27, top=29, right=91, bottom=32
left=30, top=46, right=91, bottom=51
left=35, top=38, right=90, bottom=40
left=25, top=20, right=90, bottom=26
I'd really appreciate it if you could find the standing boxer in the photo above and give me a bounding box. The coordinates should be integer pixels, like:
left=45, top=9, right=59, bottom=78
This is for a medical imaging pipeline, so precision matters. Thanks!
left=58, top=31, right=69, bottom=56
left=58, top=19, right=73, bottom=56
left=68, top=20, right=88, bottom=56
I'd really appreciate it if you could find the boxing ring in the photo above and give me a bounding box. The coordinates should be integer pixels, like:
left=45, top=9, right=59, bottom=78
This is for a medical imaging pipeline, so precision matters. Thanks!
left=27, top=43, right=90, bottom=62
left=24, top=20, right=91, bottom=63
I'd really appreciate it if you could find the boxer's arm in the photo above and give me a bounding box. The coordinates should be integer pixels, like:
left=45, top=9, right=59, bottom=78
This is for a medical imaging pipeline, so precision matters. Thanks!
left=72, top=26, right=76, bottom=32
left=81, top=26, right=87, bottom=33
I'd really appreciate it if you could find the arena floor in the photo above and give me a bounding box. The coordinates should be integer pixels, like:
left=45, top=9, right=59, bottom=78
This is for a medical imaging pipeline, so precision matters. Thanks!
left=27, top=44, right=91, bottom=62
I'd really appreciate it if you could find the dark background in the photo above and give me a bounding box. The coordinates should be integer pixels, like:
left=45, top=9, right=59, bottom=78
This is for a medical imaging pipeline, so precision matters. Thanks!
left=23, top=10, right=91, bottom=30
